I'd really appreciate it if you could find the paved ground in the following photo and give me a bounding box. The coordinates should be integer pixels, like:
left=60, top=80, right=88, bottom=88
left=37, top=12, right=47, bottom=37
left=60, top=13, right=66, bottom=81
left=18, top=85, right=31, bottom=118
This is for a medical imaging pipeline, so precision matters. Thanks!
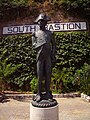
left=0, top=97, right=90, bottom=120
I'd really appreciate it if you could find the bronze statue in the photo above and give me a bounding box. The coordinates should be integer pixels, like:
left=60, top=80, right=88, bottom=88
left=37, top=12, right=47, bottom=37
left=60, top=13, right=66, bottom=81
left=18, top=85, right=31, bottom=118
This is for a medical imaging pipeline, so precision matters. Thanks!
left=32, top=13, right=57, bottom=107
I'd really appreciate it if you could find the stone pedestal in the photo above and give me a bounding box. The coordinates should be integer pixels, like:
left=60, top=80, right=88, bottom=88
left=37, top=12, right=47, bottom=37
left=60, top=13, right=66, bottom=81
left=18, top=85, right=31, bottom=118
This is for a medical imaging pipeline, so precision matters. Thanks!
left=30, top=103, right=59, bottom=120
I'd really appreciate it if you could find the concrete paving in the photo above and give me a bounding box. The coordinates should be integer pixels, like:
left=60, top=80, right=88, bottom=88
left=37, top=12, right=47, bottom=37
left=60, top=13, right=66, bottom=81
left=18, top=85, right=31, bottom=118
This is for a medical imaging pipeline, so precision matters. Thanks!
left=0, top=97, right=90, bottom=120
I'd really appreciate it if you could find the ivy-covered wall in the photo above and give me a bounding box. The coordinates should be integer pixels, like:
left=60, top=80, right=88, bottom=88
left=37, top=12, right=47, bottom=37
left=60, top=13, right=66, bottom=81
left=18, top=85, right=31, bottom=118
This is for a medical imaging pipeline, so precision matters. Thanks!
left=0, top=32, right=90, bottom=91
left=55, top=32, right=90, bottom=71
left=0, top=34, right=36, bottom=90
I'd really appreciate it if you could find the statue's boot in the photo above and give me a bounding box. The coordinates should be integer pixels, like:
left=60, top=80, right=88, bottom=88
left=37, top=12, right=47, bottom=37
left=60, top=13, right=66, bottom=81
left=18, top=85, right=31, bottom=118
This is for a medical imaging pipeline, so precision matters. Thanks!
left=34, top=94, right=41, bottom=102
left=45, top=92, right=53, bottom=100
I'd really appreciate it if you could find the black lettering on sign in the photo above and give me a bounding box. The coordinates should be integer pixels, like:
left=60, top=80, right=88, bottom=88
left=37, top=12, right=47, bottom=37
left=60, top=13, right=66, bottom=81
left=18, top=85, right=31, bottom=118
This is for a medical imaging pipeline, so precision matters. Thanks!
left=30, top=25, right=36, bottom=32
left=61, top=23, right=66, bottom=30
left=8, top=27, right=13, bottom=33
left=2, top=22, right=86, bottom=35
left=69, top=23, right=74, bottom=29
left=49, top=24, right=54, bottom=31
left=18, top=26, right=24, bottom=32
left=25, top=26, right=30, bottom=32
left=54, top=23, right=60, bottom=30
left=75, top=23, right=81, bottom=29
left=13, top=27, right=19, bottom=33
left=67, top=23, right=69, bottom=29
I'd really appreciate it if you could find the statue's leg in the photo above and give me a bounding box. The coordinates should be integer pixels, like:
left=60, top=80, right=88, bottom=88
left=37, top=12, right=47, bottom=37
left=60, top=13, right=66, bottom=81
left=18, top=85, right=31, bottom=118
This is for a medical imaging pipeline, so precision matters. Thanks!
left=37, top=59, right=44, bottom=100
left=45, top=57, right=52, bottom=99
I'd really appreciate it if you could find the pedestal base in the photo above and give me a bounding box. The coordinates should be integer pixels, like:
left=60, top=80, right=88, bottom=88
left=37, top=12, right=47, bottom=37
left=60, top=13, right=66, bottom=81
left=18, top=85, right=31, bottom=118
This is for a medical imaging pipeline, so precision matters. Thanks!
left=30, top=103, right=59, bottom=120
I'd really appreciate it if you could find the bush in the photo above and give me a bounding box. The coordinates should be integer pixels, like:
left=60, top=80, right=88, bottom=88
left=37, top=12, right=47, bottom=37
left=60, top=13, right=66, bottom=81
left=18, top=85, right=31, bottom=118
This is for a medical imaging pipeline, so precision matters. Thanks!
left=55, top=32, right=90, bottom=71
left=52, top=0, right=90, bottom=10
left=0, top=0, right=28, bottom=7
left=0, top=32, right=90, bottom=92
left=30, top=77, right=38, bottom=93
left=74, top=63, right=90, bottom=96
left=0, top=34, right=36, bottom=90
left=0, top=56, right=22, bottom=91
left=52, top=67, right=75, bottom=93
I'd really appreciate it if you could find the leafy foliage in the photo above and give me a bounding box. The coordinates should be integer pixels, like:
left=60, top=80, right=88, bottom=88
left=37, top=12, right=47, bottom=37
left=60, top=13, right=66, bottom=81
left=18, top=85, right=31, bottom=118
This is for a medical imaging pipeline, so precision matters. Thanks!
left=52, top=0, right=90, bottom=10
left=0, top=32, right=90, bottom=93
left=0, top=0, right=89, bottom=9
left=30, top=77, right=38, bottom=93
left=52, top=32, right=90, bottom=93
left=74, top=63, right=90, bottom=96
left=0, top=0, right=89, bottom=21
left=0, top=0, right=28, bottom=7
left=52, top=67, right=75, bottom=93
left=0, top=50, right=22, bottom=91
left=0, top=0, right=30, bottom=21
left=0, top=34, right=36, bottom=89
left=55, top=32, right=90, bottom=71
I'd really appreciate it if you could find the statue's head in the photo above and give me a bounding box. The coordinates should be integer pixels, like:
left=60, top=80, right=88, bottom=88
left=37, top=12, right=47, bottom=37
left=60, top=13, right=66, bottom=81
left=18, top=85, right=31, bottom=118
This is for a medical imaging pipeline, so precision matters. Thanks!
left=34, top=13, right=51, bottom=24
left=34, top=13, right=51, bottom=29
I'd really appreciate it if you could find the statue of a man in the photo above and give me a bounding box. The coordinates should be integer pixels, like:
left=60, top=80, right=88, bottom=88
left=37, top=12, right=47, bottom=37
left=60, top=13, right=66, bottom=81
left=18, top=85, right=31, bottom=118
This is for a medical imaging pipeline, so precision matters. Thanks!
left=32, top=13, right=56, bottom=102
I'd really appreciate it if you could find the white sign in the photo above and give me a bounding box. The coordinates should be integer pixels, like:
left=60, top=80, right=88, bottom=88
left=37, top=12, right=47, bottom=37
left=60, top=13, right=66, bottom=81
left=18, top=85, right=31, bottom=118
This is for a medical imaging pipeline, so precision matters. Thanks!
left=47, top=22, right=87, bottom=31
left=3, top=25, right=39, bottom=35
left=3, top=22, right=87, bottom=35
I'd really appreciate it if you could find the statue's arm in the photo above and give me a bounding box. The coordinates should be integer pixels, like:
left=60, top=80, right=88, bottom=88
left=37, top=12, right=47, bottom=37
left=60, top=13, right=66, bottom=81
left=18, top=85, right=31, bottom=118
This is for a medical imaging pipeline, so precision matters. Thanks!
left=32, top=32, right=37, bottom=48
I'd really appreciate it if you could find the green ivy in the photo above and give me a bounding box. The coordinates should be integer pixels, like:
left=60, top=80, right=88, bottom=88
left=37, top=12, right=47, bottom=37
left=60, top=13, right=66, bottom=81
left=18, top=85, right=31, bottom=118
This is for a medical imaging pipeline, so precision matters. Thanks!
left=0, top=34, right=36, bottom=89
left=74, top=63, right=90, bottom=96
left=0, top=32, right=90, bottom=91
left=55, top=32, right=90, bottom=71
left=0, top=0, right=28, bottom=7
left=30, top=77, right=38, bottom=93
left=52, top=0, right=90, bottom=10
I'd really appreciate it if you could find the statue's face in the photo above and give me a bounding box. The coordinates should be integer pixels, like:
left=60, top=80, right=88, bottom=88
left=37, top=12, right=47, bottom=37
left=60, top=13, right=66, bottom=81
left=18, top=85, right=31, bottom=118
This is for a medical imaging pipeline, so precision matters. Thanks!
left=38, top=19, right=47, bottom=28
